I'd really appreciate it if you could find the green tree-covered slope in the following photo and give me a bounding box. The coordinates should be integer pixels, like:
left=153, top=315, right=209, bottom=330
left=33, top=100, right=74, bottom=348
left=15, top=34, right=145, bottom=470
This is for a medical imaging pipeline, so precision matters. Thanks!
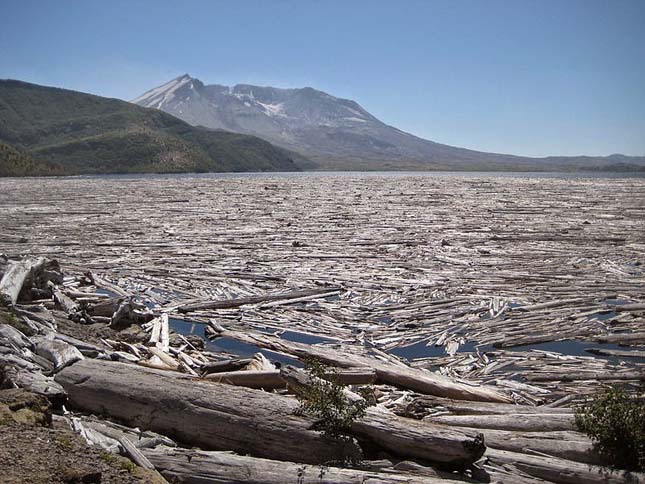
left=0, top=80, right=308, bottom=176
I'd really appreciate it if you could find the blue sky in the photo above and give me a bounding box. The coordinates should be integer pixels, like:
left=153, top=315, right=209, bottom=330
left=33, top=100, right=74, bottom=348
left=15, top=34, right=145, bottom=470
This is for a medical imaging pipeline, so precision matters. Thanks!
left=1, top=0, right=643, bottom=157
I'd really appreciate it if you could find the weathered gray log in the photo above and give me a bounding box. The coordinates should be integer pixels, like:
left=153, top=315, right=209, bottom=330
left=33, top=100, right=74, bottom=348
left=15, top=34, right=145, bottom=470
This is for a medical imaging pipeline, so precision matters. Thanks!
left=48, top=282, right=79, bottom=314
left=463, top=427, right=599, bottom=465
left=353, top=408, right=485, bottom=465
left=403, top=395, right=574, bottom=416
left=55, top=358, right=485, bottom=466
left=117, top=436, right=156, bottom=470
left=585, top=347, right=645, bottom=358
left=86, top=298, right=121, bottom=317
left=427, top=413, right=575, bottom=431
left=54, top=333, right=108, bottom=356
left=527, top=370, right=644, bottom=382
left=201, top=358, right=254, bottom=375
left=203, top=369, right=284, bottom=388
left=203, top=367, right=377, bottom=390
left=55, top=358, right=359, bottom=464
left=178, top=286, right=343, bottom=313
left=486, top=447, right=645, bottom=484
left=0, top=323, right=32, bottom=349
left=595, top=332, right=645, bottom=345
left=280, top=365, right=486, bottom=464
left=143, top=447, right=455, bottom=484
left=0, top=258, right=45, bottom=306
left=12, top=304, right=57, bottom=331
left=216, top=328, right=511, bottom=403
left=33, top=336, right=84, bottom=371
left=614, top=303, right=645, bottom=312
left=1, top=363, right=66, bottom=402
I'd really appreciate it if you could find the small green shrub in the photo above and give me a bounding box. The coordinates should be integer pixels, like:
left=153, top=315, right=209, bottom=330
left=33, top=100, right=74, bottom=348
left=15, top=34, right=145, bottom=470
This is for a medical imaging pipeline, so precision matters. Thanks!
left=295, top=358, right=375, bottom=463
left=575, top=386, right=644, bottom=471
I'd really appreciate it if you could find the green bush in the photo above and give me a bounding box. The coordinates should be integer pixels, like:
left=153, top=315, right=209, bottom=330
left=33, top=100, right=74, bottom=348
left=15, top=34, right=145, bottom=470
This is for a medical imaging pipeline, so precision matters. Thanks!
left=575, top=386, right=644, bottom=471
left=296, top=359, right=374, bottom=439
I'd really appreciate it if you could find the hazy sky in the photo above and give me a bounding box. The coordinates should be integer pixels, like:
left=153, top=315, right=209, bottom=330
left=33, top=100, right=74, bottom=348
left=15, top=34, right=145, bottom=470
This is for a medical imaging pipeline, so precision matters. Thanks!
left=1, top=0, right=643, bottom=157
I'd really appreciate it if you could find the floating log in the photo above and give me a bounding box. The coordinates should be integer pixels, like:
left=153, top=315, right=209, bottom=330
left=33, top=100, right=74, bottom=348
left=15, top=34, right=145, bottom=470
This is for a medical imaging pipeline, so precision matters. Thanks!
left=527, top=370, right=644, bottom=382
left=585, top=347, right=645, bottom=358
left=216, top=328, right=511, bottom=403
left=178, top=286, right=343, bottom=313
left=595, top=332, right=645, bottom=345
left=143, top=447, right=454, bottom=484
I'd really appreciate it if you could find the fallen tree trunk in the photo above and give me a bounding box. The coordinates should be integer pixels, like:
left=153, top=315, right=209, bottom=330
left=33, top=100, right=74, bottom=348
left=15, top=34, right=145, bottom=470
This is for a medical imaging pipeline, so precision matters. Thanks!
left=215, top=328, right=510, bottom=403
left=202, top=369, right=284, bottom=389
left=427, top=413, right=575, bottom=432
left=55, top=358, right=485, bottom=466
left=486, top=448, right=645, bottom=484
left=143, top=447, right=455, bottom=484
left=0, top=258, right=45, bottom=306
left=402, top=395, right=574, bottom=416
left=280, top=365, right=486, bottom=464
left=33, top=337, right=84, bottom=372
left=461, top=427, right=598, bottom=465
left=56, top=358, right=354, bottom=464
left=527, top=370, right=644, bottom=382
left=203, top=367, right=377, bottom=389
left=178, top=286, right=343, bottom=313
left=585, top=347, right=645, bottom=358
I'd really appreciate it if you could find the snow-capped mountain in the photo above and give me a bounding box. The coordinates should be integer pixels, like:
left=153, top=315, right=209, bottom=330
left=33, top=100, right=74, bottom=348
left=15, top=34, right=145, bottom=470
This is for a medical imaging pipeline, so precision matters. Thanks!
left=133, top=75, right=645, bottom=170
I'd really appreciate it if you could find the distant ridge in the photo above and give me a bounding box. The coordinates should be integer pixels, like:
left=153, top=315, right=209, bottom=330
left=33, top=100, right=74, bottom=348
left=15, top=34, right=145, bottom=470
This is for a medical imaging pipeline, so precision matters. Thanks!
left=133, top=74, right=645, bottom=171
left=0, top=79, right=307, bottom=176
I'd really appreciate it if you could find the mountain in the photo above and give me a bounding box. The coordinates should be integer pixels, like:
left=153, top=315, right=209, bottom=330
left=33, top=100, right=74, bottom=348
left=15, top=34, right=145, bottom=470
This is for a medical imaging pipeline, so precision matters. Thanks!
left=0, top=79, right=307, bottom=176
left=134, top=74, right=645, bottom=171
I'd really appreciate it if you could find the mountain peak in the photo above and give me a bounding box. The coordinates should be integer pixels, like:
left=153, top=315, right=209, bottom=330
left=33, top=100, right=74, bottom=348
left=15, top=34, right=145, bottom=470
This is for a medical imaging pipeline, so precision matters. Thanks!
left=131, top=74, right=198, bottom=107
left=132, top=76, right=645, bottom=170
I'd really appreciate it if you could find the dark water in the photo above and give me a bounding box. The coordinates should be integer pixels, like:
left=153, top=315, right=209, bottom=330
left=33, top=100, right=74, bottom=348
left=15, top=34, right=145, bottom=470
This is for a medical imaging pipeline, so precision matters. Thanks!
left=168, top=318, right=301, bottom=367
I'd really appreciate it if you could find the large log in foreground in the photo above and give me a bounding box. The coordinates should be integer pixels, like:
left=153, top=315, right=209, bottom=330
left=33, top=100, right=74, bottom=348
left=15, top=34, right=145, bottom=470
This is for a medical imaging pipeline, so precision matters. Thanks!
left=55, top=359, right=486, bottom=466
left=216, top=328, right=511, bottom=403
left=55, top=359, right=349, bottom=464
left=144, top=447, right=455, bottom=484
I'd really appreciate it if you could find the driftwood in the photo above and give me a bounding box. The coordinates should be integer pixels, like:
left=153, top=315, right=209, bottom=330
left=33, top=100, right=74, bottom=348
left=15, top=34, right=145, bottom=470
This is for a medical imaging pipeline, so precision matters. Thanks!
left=178, top=286, right=343, bottom=313
left=465, top=427, right=598, bottom=465
left=585, top=348, right=645, bottom=358
left=280, top=364, right=486, bottom=464
left=143, top=447, right=455, bottom=484
left=427, top=413, right=575, bottom=432
left=201, top=357, right=253, bottom=375
left=402, top=395, right=574, bottom=416
left=203, top=366, right=377, bottom=389
left=55, top=358, right=486, bottom=466
left=33, top=336, right=84, bottom=371
left=216, top=328, right=510, bottom=403
left=0, top=258, right=45, bottom=305
left=485, top=448, right=645, bottom=484
left=202, top=369, right=284, bottom=388
left=56, top=358, right=354, bottom=464
left=1, top=363, right=66, bottom=402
